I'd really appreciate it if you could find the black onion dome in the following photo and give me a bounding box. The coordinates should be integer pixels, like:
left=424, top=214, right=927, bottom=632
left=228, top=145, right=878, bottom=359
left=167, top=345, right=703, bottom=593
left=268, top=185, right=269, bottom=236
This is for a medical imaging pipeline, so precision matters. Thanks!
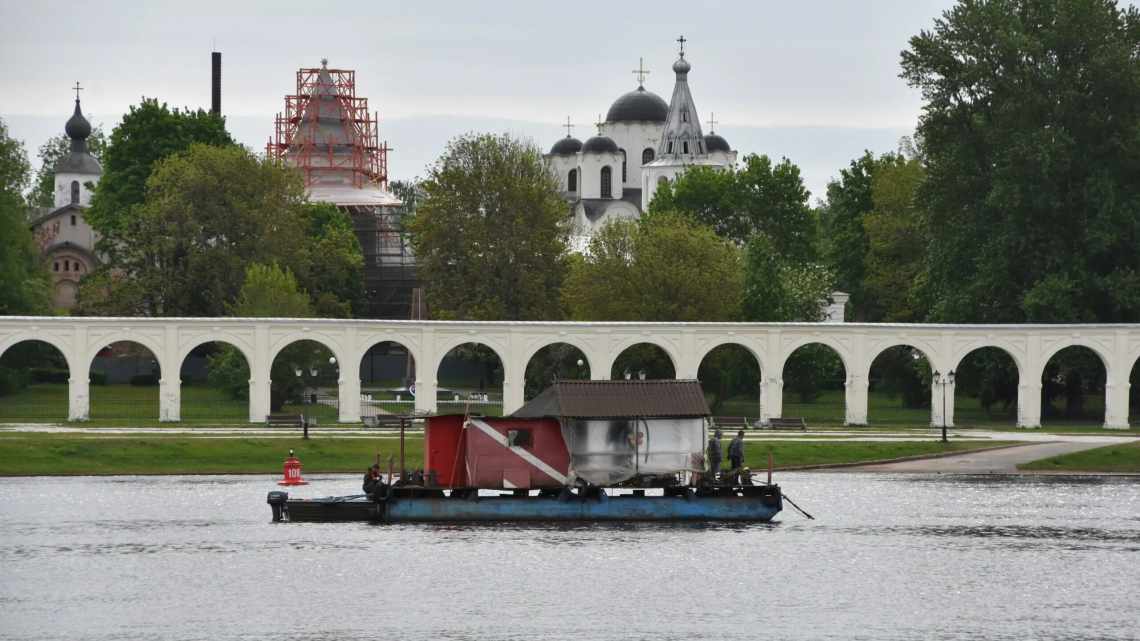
left=550, top=136, right=583, bottom=155
left=582, top=135, right=620, bottom=154
left=606, top=87, right=669, bottom=123
left=65, top=100, right=92, bottom=140
left=704, top=133, right=730, bottom=153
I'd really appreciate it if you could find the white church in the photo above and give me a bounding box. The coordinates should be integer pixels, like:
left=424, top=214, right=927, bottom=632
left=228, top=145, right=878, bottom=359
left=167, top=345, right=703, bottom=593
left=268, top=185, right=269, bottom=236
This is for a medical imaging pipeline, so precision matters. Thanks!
left=28, top=92, right=102, bottom=310
left=544, top=40, right=737, bottom=244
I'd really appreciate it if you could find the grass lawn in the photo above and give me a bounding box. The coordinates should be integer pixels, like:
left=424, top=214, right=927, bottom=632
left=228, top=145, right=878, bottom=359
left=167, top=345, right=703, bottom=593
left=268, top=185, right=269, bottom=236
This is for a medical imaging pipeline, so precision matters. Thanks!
left=744, top=440, right=1016, bottom=469
left=1017, top=442, right=1140, bottom=473
left=0, top=432, right=1013, bottom=476
left=0, top=434, right=422, bottom=476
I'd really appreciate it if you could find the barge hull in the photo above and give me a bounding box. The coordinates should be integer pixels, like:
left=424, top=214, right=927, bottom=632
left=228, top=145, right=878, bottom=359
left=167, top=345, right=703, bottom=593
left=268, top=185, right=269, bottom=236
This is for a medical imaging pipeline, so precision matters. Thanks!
left=274, top=490, right=782, bottom=523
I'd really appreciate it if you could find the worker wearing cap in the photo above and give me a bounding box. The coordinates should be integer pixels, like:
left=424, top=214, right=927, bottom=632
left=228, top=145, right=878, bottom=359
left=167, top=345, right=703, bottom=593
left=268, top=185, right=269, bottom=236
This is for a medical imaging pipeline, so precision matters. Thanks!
left=707, top=429, right=722, bottom=482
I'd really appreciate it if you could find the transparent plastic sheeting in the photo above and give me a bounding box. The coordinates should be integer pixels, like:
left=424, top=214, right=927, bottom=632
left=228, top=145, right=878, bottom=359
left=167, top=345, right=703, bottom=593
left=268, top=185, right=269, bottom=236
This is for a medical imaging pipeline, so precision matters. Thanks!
left=560, top=418, right=704, bottom=486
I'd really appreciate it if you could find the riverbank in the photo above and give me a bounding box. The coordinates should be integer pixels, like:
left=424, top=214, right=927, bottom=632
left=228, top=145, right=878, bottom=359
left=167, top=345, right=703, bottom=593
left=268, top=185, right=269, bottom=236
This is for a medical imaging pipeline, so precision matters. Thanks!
left=0, top=433, right=1021, bottom=476
left=1018, top=441, right=1140, bottom=473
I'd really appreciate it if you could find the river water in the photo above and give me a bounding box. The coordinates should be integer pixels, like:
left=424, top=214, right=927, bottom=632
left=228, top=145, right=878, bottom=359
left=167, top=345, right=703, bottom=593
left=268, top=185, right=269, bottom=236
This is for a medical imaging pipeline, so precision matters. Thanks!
left=1, top=473, right=1137, bottom=641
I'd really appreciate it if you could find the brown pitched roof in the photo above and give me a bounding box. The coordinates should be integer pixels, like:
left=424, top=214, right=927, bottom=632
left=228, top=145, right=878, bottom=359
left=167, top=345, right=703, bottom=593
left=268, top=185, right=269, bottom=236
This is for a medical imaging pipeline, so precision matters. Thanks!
left=512, top=380, right=710, bottom=419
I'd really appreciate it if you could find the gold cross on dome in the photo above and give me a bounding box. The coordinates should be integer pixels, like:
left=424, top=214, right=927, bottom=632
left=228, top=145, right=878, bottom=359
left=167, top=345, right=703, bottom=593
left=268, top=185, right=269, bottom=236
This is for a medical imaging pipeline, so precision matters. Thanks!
left=632, top=57, right=650, bottom=87
left=677, top=35, right=687, bottom=57
left=72, top=81, right=83, bottom=101
left=563, top=116, right=574, bottom=137
left=595, top=114, right=604, bottom=134
left=707, top=112, right=718, bottom=134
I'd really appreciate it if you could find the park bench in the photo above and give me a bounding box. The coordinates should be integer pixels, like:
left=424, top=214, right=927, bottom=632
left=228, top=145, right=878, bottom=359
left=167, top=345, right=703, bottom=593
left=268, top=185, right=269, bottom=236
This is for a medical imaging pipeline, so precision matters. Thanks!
left=362, top=415, right=410, bottom=430
left=766, top=417, right=807, bottom=431
left=711, top=416, right=756, bottom=431
left=266, top=413, right=305, bottom=428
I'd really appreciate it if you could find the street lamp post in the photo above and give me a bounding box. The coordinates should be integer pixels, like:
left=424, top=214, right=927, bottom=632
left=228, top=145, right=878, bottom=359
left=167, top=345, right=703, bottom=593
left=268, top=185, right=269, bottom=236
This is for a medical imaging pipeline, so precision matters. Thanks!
left=934, top=370, right=956, bottom=443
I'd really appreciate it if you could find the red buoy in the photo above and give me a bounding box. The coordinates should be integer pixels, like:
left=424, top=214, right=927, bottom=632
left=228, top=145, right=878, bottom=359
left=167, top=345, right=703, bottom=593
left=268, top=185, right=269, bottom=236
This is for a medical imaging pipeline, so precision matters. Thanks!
left=278, top=449, right=309, bottom=486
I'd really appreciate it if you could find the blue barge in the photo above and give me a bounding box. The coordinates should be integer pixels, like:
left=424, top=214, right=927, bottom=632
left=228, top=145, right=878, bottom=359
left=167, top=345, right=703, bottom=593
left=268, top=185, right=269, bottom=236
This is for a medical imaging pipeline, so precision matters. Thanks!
left=268, top=484, right=783, bottom=523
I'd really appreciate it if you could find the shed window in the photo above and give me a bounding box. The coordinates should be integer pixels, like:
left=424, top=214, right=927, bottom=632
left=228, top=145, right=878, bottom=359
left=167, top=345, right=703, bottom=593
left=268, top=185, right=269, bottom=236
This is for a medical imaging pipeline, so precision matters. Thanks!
left=600, top=166, right=612, bottom=199
left=507, top=429, right=532, bottom=448
left=70, top=181, right=80, bottom=205
left=70, top=215, right=77, bottom=226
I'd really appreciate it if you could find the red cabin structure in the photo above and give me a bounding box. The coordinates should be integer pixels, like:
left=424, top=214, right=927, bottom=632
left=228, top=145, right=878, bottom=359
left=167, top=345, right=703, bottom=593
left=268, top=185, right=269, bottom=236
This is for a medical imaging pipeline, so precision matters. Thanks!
left=424, top=416, right=569, bottom=490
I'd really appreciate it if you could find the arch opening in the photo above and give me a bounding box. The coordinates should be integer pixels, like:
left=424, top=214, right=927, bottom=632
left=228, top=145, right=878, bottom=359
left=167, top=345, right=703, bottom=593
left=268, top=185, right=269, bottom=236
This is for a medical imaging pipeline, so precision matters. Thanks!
left=437, top=343, right=504, bottom=415
left=270, top=340, right=340, bottom=420
left=179, top=341, right=251, bottom=424
left=698, top=344, right=760, bottom=420
left=360, top=341, right=417, bottom=419
left=954, top=347, right=1019, bottom=427
left=0, top=340, right=70, bottom=422
left=1041, top=346, right=1105, bottom=426
left=524, top=343, right=590, bottom=401
left=867, top=345, right=933, bottom=426
left=782, top=343, right=846, bottom=426
left=90, top=341, right=161, bottom=424
left=600, top=166, right=613, bottom=199
left=611, top=343, right=675, bottom=380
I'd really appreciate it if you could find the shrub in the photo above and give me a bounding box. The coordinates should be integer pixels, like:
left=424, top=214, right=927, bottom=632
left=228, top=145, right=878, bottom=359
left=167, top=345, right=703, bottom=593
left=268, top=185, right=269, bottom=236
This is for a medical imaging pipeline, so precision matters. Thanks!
left=129, top=374, right=159, bottom=386
left=89, top=371, right=107, bottom=386
left=29, top=367, right=69, bottom=384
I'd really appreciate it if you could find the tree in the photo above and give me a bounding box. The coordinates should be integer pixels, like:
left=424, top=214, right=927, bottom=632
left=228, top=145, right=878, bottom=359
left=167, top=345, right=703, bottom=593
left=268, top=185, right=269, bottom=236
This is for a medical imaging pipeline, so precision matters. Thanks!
left=409, top=133, right=569, bottom=320
left=0, top=117, right=51, bottom=315
left=648, top=153, right=817, bottom=260
left=563, top=214, right=744, bottom=322
left=26, top=127, right=107, bottom=209
left=820, top=152, right=876, bottom=321
left=209, top=264, right=314, bottom=404
left=901, top=0, right=1140, bottom=324
left=75, top=144, right=362, bottom=317
left=87, top=99, right=233, bottom=243
left=742, top=234, right=834, bottom=322
left=862, top=155, right=927, bottom=322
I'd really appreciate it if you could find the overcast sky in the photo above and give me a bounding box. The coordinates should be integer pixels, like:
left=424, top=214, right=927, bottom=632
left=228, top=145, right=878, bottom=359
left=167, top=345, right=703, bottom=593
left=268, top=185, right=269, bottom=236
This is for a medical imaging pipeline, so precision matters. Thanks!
left=5, top=0, right=1135, bottom=199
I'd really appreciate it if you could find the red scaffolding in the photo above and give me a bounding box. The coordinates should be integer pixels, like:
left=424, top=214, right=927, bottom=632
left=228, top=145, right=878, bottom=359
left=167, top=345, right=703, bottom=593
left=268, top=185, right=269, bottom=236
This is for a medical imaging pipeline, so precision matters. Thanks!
left=266, top=63, right=389, bottom=189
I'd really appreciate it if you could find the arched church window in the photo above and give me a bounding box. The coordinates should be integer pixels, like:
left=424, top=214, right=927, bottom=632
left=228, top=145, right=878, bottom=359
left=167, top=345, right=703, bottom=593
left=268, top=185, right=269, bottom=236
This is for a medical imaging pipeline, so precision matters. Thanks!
left=568, top=169, right=577, bottom=192
left=620, top=149, right=627, bottom=183
left=667, top=141, right=674, bottom=154
left=681, top=109, right=689, bottom=123
left=683, top=141, right=689, bottom=154
left=642, top=148, right=654, bottom=164
left=53, top=262, right=59, bottom=272
left=70, top=181, right=80, bottom=205
left=600, top=166, right=612, bottom=199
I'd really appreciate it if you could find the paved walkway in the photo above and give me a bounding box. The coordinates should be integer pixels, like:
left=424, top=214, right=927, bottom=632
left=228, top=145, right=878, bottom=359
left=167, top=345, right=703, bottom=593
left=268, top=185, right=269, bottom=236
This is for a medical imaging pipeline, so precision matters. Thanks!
left=836, top=439, right=1138, bottom=473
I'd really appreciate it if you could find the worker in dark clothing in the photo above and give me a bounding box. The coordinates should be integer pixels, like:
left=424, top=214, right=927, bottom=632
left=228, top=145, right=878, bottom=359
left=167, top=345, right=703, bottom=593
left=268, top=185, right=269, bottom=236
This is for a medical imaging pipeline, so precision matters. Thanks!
left=728, top=430, right=746, bottom=484
left=707, top=429, right=722, bottom=483
left=728, top=430, right=745, bottom=470
left=362, top=463, right=385, bottom=498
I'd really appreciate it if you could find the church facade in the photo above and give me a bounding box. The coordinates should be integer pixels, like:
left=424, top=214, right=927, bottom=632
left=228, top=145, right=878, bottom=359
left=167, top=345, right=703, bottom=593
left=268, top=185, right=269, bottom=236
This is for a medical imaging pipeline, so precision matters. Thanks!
left=544, top=43, right=737, bottom=246
left=28, top=94, right=102, bottom=310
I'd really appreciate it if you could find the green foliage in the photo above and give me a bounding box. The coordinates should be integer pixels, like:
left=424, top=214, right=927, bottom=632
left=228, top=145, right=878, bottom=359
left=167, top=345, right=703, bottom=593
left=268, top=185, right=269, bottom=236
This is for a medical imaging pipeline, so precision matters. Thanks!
left=26, top=127, right=107, bottom=208
left=862, top=155, right=927, bottom=322
left=524, top=343, right=589, bottom=400
left=75, top=145, right=361, bottom=318
left=649, top=154, right=817, bottom=259
left=230, top=263, right=313, bottom=318
left=87, top=99, right=233, bottom=241
left=409, top=133, right=569, bottom=320
left=206, top=348, right=250, bottom=402
left=742, top=234, right=834, bottom=322
left=698, top=345, right=760, bottom=414
left=564, top=213, right=743, bottom=322
left=0, top=118, right=52, bottom=315
left=901, top=0, right=1140, bottom=323
left=784, top=344, right=845, bottom=403
left=820, top=152, right=876, bottom=320
left=297, top=203, right=364, bottom=318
